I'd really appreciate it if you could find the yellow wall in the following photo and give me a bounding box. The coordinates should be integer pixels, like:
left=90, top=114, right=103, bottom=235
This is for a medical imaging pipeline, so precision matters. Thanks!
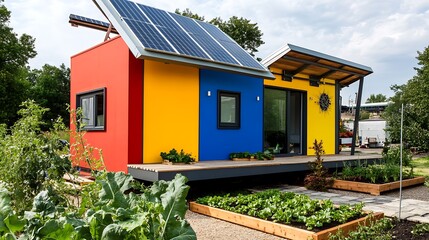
left=143, top=60, right=199, bottom=163
left=264, top=67, right=337, bottom=155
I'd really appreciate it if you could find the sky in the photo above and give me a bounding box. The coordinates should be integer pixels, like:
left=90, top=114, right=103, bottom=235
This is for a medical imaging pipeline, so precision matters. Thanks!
left=4, top=0, right=429, bottom=105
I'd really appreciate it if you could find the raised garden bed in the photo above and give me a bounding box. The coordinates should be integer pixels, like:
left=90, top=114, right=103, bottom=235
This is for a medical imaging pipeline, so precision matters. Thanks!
left=331, top=176, right=426, bottom=195
left=190, top=202, right=383, bottom=240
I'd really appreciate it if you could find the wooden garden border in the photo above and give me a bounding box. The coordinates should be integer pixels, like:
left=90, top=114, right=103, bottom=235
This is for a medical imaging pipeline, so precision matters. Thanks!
left=331, top=176, right=426, bottom=196
left=190, top=202, right=383, bottom=240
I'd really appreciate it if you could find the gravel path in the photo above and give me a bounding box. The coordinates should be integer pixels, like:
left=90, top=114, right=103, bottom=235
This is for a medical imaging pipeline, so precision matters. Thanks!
left=186, top=210, right=284, bottom=240
left=187, top=184, right=429, bottom=239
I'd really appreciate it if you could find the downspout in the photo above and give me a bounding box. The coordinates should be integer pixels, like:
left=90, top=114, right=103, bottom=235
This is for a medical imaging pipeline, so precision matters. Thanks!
left=351, top=77, right=364, bottom=155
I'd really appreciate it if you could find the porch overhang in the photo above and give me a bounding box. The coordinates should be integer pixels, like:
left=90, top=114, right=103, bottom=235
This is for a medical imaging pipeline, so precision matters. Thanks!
left=261, top=44, right=373, bottom=86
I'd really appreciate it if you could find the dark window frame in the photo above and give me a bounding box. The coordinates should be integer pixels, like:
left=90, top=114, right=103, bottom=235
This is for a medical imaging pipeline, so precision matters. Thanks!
left=217, top=90, right=240, bottom=129
left=76, top=88, right=106, bottom=131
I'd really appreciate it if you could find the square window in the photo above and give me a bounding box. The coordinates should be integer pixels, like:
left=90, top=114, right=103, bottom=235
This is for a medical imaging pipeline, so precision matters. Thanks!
left=218, top=91, right=240, bottom=129
left=76, top=88, right=106, bottom=131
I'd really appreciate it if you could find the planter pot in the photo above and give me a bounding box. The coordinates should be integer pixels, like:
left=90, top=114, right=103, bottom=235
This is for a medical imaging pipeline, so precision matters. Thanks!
left=340, top=138, right=353, bottom=145
left=190, top=202, right=383, bottom=240
left=232, top=158, right=250, bottom=161
left=331, top=176, right=426, bottom=195
left=162, top=160, right=194, bottom=165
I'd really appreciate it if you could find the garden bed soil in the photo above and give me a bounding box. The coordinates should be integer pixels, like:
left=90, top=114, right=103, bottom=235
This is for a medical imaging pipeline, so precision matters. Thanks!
left=331, top=176, right=426, bottom=195
left=189, top=202, right=383, bottom=240
left=390, top=220, right=429, bottom=240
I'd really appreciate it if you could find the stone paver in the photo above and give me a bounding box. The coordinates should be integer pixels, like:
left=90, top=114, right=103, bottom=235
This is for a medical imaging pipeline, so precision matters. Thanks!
left=276, top=185, right=429, bottom=223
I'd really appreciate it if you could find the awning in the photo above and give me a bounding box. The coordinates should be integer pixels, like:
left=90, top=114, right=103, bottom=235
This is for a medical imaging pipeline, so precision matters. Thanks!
left=262, top=44, right=373, bottom=86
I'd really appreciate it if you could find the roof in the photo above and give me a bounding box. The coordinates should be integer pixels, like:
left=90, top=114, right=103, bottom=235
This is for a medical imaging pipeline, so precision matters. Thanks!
left=261, top=44, right=373, bottom=86
left=92, top=0, right=274, bottom=79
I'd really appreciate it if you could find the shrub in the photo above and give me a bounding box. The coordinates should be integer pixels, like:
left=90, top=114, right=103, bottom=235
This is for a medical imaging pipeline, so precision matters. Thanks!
left=383, top=146, right=412, bottom=166
left=304, top=139, right=334, bottom=191
left=0, top=101, right=71, bottom=212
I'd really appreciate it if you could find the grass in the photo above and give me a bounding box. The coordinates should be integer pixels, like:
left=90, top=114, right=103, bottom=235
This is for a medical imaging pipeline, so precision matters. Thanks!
left=411, top=156, right=429, bottom=178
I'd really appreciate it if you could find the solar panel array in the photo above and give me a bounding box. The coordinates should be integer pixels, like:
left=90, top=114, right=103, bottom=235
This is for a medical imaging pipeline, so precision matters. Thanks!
left=70, top=14, right=111, bottom=28
left=108, top=0, right=265, bottom=71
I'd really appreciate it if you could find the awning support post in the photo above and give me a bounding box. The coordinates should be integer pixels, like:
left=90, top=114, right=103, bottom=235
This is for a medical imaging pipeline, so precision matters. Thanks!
left=351, top=77, right=364, bottom=155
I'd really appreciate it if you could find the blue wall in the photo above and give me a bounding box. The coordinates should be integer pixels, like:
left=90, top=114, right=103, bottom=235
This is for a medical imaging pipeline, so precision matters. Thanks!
left=199, top=69, right=264, bottom=160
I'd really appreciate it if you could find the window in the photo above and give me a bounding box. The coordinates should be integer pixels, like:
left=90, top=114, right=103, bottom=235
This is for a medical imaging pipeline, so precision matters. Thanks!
left=218, top=91, right=240, bottom=129
left=77, top=88, right=106, bottom=130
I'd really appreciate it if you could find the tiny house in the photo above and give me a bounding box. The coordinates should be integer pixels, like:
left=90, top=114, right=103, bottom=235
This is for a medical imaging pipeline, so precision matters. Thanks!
left=70, top=0, right=373, bottom=173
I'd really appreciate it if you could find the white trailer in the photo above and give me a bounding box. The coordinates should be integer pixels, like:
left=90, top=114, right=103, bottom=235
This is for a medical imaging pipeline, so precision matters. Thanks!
left=359, top=119, right=387, bottom=148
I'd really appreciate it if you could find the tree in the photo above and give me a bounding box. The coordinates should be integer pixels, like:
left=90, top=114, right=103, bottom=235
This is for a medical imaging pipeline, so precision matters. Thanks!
left=0, top=1, right=36, bottom=126
left=365, top=94, right=387, bottom=103
left=384, top=45, right=429, bottom=151
left=175, top=9, right=264, bottom=56
left=175, top=8, right=204, bottom=21
left=28, top=64, right=70, bottom=128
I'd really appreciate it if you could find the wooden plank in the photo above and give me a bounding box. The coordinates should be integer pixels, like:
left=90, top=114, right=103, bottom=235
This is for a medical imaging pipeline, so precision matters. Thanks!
left=379, top=176, right=425, bottom=192
left=63, top=174, right=94, bottom=185
left=332, top=177, right=425, bottom=195
left=190, top=202, right=383, bottom=240
left=315, top=212, right=384, bottom=240
left=190, top=202, right=314, bottom=240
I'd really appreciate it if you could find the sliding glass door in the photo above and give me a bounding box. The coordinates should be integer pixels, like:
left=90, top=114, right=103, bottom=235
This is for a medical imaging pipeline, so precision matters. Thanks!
left=264, top=88, right=305, bottom=155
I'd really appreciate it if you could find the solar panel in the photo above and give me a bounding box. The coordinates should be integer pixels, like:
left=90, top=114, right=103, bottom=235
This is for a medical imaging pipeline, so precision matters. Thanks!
left=111, top=0, right=175, bottom=52
left=69, top=14, right=110, bottom=28
left=137, top=4, right=209, bottom=59
left=197, top=21, right=265, bottom=70
left=170, top=14, right=240, bottom=65
left=98, top=0, right=268, bottom=73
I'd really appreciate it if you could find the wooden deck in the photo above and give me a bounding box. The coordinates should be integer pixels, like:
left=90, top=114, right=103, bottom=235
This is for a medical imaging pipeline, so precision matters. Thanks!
left=128, top=151, right=382, bottom=182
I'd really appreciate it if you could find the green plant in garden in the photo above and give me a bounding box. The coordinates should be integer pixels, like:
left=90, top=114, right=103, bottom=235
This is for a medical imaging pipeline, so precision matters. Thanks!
left=412, top=222, right=429, bottom=236
left=304, top=139, right=334, bottom=191
left=229, top=151, right=274, bottom=160
left=336, top=159, right=414, bottom=184
left=160, top=148, right=195, bottom=164
left=328, top=216, right=393, bottom=240
left=0, top=101, right=71, bottom=213
left=0, top=173, right=196, bottom=239
left=70, top=107, right=106, bottom=173
left=383, top=146, right=412, bottom=166
left=197, top=189, right=363, bottom=230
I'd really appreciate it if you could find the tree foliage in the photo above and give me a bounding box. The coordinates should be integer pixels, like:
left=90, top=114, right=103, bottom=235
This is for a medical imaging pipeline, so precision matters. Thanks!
left=383, top=45, right=429, bottom=151
left=0, top=1, right=37, bottom=126
left=0, top=3, right=71, bottom=128
left=175, top=8, right=264, bottom=56
left=175, top=8, right=204, bottom=21
left=28, top=64, right=71, bottom=127
left=365, top=94, right=387, bottom=103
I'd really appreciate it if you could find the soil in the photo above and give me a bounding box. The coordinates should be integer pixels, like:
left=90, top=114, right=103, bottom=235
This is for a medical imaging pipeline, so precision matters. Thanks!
left=390, top=220, right=429, bottom=240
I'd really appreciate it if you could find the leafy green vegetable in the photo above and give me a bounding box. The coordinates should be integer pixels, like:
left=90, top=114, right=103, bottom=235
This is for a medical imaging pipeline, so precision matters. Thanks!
left=0, top=173, right=196, bottom=240
left=197, top=189, right=363, bottom=230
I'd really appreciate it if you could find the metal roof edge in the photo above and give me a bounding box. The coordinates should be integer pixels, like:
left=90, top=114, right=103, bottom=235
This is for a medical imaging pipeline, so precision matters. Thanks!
left=287, top=44, right=373, bottom=73
left=261, top=43, right=373, bottom=74
left=94, top=0, right=146, bottom=58
left=139, top=49, right=275, bottom=79
left=260, top=44, right=291, bottom=67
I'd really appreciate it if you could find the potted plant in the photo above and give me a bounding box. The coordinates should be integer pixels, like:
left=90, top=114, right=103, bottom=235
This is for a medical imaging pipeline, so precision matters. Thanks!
left=160, top=148, right=195, bottom=165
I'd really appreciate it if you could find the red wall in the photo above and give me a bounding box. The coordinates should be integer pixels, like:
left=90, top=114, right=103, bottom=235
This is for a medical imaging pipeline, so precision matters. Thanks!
left=70, top=37, right=142, bottom=172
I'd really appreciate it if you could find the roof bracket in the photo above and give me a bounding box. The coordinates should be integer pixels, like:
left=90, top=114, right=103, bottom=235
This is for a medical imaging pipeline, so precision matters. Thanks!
left=104, top=22, right=113, bottom=41
left=309, top=76, right=320, bottom=87
left=282, top=70, right=293, bottom=81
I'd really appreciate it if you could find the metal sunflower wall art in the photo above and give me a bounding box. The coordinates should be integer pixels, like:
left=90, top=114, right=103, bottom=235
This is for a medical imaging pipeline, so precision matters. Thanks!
left=318, top=92, right=331, bottom=111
